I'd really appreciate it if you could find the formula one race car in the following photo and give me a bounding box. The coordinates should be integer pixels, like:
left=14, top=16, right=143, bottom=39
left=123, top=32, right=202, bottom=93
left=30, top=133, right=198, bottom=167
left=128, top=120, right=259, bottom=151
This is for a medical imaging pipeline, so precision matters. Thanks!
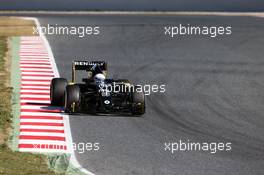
left=50, top=61, right=145, bottom=115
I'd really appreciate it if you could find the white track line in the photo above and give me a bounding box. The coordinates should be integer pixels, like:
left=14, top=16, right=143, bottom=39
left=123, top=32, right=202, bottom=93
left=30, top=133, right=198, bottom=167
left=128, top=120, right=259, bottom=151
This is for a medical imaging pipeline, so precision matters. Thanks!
left=21, top=76, right=53, bottom=80
left=21, top=106, right=59, bottom=109
left=19, top=149, right=68, bottom=153
left=20, top=68, right=52, bottom=71
left=21, top=90, right=50, bottom=93
left=20, top=64, right=52, bottom=68
left=20, top=100, right=50, bottom=104
left=20, top=132, right=65, bottom=137
left=20, top=94, right=50, bottom=98
left=20, top=112, right=62, bottom=116
left=20, top=61, right=51, bottom=64
left=20, top=125, right=64, bottom=130
left=21, top=86, right=50, bottom=89
left=20, top=82, right=51, bottom=85
left=20, top=56, right=50, bottom=59
left=20, top=119, right=64, bottom=123
left=19, top=140, right=66, bottom=145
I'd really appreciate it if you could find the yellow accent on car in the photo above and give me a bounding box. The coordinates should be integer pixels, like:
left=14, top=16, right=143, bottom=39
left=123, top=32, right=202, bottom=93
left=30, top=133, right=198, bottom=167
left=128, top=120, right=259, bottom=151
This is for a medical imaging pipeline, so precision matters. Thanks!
left=72, top=102, right=76, bottom=112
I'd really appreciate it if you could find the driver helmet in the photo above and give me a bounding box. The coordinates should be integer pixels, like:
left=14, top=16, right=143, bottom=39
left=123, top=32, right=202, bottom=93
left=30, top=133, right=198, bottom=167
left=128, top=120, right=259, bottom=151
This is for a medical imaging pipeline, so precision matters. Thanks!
left=94, top=73, right=106, bottom=85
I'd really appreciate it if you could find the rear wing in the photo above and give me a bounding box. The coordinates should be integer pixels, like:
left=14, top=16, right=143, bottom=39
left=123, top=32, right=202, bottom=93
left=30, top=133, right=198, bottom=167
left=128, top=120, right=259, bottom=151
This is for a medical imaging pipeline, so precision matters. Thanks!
left=72, top=61, right=107, bottom=82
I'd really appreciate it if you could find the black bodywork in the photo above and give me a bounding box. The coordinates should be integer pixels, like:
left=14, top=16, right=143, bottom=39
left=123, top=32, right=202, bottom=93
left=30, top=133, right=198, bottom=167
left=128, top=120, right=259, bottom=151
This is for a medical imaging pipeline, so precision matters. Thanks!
left=76, top=79, right=134, bottom=114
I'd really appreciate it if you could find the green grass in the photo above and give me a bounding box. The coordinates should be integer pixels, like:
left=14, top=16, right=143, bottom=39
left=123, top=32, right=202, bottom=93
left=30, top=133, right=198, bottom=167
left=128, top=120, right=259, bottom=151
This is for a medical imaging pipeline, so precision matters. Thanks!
left=0, top=17, right=36, bottom=36
left=0, top=144, right=56, bottom=175
left=0, top=37, right=58, bottom=175
left=0, top=37, right=11, bottom=134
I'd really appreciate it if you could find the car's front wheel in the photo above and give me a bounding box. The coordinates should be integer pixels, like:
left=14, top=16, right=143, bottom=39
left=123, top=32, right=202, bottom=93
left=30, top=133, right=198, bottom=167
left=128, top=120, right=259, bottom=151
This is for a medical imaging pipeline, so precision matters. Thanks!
left=50, top=78, right=68, bottom=106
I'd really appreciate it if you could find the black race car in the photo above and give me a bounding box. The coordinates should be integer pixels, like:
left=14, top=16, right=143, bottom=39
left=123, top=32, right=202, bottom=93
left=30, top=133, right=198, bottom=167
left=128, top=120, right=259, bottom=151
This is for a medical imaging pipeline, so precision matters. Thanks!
left=50, top=61, right=145, bottom=115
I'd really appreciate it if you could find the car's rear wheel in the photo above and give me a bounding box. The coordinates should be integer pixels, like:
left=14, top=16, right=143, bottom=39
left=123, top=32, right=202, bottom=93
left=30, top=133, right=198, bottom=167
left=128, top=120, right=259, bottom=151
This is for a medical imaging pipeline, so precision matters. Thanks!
left=64, top=85, right=80, bottom=113
left=50, top=78, right=68, bottom=106
left=131, top=88, right=145, bottom=115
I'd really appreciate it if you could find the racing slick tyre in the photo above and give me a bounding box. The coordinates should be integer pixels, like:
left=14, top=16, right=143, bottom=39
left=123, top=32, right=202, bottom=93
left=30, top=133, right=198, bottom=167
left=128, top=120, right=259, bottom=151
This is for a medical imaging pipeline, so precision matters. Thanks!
left=64, top=85, right=80, bottom=114
left=50, top=78, right=68, bottom=106
left=131, top=89, right=145, bottom=115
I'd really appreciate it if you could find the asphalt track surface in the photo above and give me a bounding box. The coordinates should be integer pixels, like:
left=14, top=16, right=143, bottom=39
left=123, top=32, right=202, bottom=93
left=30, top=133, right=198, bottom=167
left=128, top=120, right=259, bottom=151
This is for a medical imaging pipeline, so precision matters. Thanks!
left=37, top=15, right=264, bottom=175
left=1, top=0, right=264, bottom=11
